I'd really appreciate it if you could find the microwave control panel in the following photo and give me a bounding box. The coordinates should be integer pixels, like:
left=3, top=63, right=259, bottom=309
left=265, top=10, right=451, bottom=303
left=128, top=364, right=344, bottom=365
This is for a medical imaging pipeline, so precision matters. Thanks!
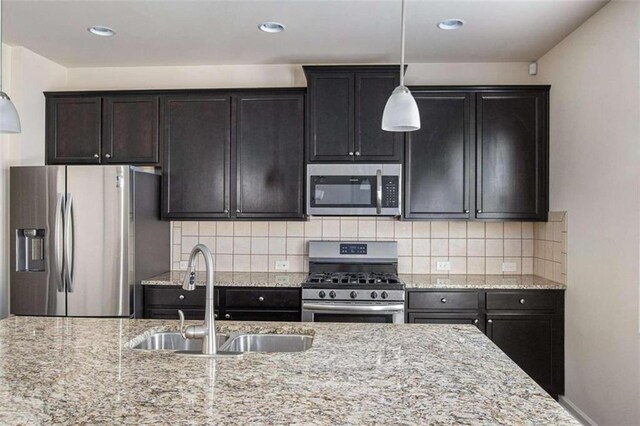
left=382, top=176, right=399, bottom=208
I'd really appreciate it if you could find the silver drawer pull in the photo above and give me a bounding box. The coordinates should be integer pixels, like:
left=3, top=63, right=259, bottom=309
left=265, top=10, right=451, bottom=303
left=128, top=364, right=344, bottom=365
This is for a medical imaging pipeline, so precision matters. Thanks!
left=178, top=295, right=185, bottom=300
left=519, top=298, right=525, bottom=305
left=473, top=319, right=479, bottom=324
left=440, top=298, right=447, bottom=303
left=487, top=319, right=493, bottom=324
left=225, top=313, right=231, bottom=319
left=258, top=296, right=265, bottom=302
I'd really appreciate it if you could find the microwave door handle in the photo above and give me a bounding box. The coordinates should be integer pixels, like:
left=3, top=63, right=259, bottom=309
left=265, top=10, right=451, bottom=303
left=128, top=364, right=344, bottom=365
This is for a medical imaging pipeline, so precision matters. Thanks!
left=303, top=303, right=405, bottom=313
left=376, top=169, right=382, bottom=214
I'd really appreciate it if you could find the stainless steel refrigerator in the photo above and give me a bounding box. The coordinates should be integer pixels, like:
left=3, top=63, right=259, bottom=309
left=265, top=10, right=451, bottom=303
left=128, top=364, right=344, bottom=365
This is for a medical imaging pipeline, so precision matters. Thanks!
left=9, top=166, right=169, bottom=317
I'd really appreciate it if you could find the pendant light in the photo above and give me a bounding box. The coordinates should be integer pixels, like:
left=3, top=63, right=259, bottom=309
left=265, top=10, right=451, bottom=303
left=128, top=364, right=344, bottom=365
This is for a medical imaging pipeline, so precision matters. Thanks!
left=381, top=0, right=420, bottom=132
left=0, top=0, right=20, bottom=134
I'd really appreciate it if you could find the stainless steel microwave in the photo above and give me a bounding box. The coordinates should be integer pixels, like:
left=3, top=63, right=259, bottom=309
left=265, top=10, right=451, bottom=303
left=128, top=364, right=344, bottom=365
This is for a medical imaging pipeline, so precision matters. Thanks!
left=306, top=164, right=402, bottom=216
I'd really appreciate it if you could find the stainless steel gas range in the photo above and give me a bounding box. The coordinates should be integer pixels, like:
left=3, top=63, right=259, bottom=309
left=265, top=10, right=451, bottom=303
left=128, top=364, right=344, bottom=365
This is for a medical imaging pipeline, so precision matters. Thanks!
left=301, top=241, right=405, bottom=324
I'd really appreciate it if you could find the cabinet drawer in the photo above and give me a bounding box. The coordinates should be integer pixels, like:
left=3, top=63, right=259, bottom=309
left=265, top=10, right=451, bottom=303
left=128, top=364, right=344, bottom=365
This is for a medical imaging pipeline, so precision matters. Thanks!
left=144, top=286, right=218, bottom=308
left=225, top=288, right=300, bottom=309
left=222, top=310, right=301, bottom=322
left=144, top=308, right=214, bottom=320
left=408, top=291, right=479, bottom=310
left=486, top=291, right=560, bottom=311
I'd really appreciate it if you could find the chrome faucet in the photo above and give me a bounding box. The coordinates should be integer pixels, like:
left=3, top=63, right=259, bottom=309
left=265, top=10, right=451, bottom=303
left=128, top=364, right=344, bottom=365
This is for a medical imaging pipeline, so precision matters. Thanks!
left=178, top=244, right=218, bottom=355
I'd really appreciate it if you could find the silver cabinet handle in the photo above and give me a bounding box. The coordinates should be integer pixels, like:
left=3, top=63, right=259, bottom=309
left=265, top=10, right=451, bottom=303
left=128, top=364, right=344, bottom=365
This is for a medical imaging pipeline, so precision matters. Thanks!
left=179, top=294, right=185, bottom=300
left=464, top=209, right=469, bottom=214
left=93, top=154, right=99, bottom=158
left=258, top=296, right=264, bottom=302
left=440, top=298, right=447, bottom=303
left=105, top=154, right=111, bottom=159
left=225, top=313, right=231, bottom=319
left=355, top=151, right=361, bottom=156
left=473, top=319, right=479, bottom=324
left=236, top=209, right=241, bottom=213
left=487, top=319, right=493, bottom=324
left=519, top=298, right=525, bottom=305
left=223, top=209, right=229, bottom=214
left=477, top=209, right=482, bottom=213
left=349, top=151, right=354, bottom=156
left=214, top=313, right=218, bottom=319
left=376, top=169, right=382, bottom=215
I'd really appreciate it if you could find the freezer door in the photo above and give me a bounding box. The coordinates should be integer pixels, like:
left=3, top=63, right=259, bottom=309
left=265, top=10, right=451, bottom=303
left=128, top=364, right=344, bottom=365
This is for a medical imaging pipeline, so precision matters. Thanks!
left=65, top=166, right=132, bottom=317
left=10, top=166, right=66, bottom=316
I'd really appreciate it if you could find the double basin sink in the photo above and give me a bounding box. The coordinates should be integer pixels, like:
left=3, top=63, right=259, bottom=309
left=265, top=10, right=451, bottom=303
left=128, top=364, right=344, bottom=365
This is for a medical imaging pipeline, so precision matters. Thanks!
left=132, top=331, right=313, bottom=355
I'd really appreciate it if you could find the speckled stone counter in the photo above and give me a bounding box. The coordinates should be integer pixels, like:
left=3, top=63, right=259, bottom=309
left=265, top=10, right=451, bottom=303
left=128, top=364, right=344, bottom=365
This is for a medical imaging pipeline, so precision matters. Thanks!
left=0, top=316, right=576, bottom=425
left=142, top=271, right=307, bottom=287
left=143, top=271, right=566, bottom=290
left=401, top=274, right=566, bottom=290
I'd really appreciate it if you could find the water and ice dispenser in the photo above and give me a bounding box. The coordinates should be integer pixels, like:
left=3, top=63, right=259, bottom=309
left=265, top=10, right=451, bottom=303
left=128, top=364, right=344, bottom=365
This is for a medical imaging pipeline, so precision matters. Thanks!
left=16, top=228, right=46, bottom=272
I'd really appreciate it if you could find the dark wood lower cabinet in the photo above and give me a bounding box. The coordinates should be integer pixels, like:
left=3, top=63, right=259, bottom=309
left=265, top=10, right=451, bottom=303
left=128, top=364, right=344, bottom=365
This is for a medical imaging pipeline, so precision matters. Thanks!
left=407, top=289, right=564, bottom=398
left=143, top=286, right=301, bottom=322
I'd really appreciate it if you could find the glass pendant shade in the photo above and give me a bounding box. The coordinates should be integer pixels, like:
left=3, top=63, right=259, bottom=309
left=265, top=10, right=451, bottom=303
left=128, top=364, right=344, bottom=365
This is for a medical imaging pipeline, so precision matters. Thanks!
left=381, top=85, right=420, bottom=132
left=0, top=92, right=20, bottom=133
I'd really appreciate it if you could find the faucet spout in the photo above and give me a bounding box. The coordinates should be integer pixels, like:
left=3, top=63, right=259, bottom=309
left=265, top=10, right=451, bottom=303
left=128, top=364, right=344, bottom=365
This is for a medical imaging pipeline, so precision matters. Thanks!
left=179, top=243, right=218, bottom=355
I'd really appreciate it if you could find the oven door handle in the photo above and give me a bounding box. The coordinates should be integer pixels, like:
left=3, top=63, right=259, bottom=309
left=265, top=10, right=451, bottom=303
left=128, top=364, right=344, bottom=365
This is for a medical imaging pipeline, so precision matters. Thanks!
left=376, top=169, right=382, bottom=215
left=303, top=303, right=405, bottom=312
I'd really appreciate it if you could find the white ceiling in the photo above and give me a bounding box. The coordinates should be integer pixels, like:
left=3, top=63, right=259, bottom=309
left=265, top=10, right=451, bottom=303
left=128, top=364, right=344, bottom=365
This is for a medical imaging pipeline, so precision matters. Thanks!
left=4, top=0, right=608, bottom=68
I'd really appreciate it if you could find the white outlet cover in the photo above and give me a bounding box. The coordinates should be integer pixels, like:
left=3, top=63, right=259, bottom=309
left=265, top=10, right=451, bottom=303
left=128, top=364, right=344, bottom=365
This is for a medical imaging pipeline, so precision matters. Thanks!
left=275, top=275, right=290, bottom=284
left=436, top=261, right=451, bottom=271
left=275, top=260, right=290, bottom=271
left=179, top=261, right=189, bottom=269
left=502, top=262, right=517, bottom=272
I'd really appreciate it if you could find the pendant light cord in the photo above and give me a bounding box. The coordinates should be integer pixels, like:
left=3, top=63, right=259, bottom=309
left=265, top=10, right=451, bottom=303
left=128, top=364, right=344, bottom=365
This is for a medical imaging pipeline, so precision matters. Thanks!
left=400, top=0, right=406, bottom=87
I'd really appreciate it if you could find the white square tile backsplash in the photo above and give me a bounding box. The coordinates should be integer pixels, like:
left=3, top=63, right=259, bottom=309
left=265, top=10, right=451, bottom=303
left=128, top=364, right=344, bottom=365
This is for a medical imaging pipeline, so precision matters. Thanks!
left=170, top=213, right=568, bottom=282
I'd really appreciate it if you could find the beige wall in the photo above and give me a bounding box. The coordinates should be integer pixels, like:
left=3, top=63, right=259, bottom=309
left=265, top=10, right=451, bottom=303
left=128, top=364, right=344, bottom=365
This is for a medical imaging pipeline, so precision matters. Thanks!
left=535, top=1, right=640, bottom=424
left=0, top=45, right=67, bottom=318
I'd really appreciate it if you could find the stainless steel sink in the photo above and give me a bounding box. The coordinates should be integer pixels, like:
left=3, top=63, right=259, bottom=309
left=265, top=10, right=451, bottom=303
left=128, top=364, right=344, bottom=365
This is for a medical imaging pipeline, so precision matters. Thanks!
left=131, top=332, right=228, bottom=352
left=220, top=334, right=313, bottom=353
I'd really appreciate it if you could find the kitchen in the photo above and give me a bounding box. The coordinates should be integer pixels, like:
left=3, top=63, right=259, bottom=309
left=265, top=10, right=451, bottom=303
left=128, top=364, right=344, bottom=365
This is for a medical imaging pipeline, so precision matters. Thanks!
left=0, top=0, right=638, bottom=424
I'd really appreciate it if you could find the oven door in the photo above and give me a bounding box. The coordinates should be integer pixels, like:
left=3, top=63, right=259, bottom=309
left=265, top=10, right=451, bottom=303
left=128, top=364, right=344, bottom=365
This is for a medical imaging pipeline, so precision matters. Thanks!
left=302, top=302, right=405, bottom=324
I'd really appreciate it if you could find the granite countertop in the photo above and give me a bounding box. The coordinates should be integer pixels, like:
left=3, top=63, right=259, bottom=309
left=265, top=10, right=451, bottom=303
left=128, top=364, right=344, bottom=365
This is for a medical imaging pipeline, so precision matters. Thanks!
left=0, top=316, right=577, bottom=425
left=143, top=271, right=566, bottom=290
left=142, top=271, right=307, bottom=287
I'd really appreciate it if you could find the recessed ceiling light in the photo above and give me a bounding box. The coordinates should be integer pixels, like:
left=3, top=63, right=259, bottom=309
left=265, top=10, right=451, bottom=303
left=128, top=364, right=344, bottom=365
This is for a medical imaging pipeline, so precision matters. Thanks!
left=437, top=19, right=465, bottom=30
left=258, top=22, right=285, bottom=33
left=87, top=26, right=116, bottom=37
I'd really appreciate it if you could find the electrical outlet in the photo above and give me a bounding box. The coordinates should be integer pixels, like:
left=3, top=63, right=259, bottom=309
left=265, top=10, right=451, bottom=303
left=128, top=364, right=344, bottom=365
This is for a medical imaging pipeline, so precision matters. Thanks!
left=502, top=262, right=517, bottom=272
left=275, top=260, right=290, bottom=271
left=436, top=261, right=451, bottom=272
left=275, top=275, right=291, bottom=285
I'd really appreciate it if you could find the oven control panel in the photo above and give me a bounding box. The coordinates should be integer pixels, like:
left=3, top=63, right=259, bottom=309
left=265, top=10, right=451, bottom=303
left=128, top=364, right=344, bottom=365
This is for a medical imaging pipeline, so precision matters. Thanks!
left=302, top=289, right=405, bottom=302
left=340, top=243, right=367, bottom=255
left=382, top=176, right=399, bottom=208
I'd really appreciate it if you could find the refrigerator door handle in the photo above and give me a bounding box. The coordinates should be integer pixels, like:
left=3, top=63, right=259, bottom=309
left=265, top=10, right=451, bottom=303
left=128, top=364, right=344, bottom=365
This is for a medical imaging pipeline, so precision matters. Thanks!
left=116, top=172, right=126, bottom=314
left=54, top=194, right=65, bottom=292
left=64, top=194, right=75, bottom=293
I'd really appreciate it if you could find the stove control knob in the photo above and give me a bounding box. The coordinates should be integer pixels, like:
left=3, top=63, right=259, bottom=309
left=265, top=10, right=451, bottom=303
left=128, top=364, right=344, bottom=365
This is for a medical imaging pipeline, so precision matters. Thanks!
left=350, top=291, right=358, bottom=299
left=381, top=291, right=389, bottom=299
left=371, top=291, right=378, bottom=299
left=318, top=291, right=326, bottom=299
left=329, top=291, right=337, bottom=299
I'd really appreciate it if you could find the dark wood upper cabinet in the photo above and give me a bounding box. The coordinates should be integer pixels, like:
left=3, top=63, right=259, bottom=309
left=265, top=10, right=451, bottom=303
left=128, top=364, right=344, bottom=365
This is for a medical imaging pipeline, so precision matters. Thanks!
left=355, top=73, right=403, bottom=161
left=102, top=95, right=159, bottom=164
left=235, top=93, right=305, bottom=219
left=46, top=97, right=102, bottom=164
left=304, top=65, right=401, bottom=162
left=405, top=91, right=472, bottom=219
left=476, top=91, right=548, bottom=220
left=162, top=95, right=231, bottom=219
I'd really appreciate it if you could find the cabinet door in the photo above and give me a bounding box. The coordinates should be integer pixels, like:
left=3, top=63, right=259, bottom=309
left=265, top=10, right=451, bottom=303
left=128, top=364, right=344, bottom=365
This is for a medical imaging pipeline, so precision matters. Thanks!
left=476, top=91, right=548, bottom=220
left=46, top=97, right=102, bottom=164
left=307, top=72, right=354, bottom=161
left=486, top=314, right=563, bottom=396
left=235, top=94, right=305, bottom=219
left=355, top=73, right=402, bottom=161
left=103, top=95, right=159, bottom=164
left=162, top=95, right=231, bottom=219
left=405, top=92, right=472, bottom=219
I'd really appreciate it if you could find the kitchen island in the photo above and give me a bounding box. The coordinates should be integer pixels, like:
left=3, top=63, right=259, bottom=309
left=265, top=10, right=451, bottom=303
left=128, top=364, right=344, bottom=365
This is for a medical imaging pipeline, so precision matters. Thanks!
left=0, top=316, right=576, bottom=424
